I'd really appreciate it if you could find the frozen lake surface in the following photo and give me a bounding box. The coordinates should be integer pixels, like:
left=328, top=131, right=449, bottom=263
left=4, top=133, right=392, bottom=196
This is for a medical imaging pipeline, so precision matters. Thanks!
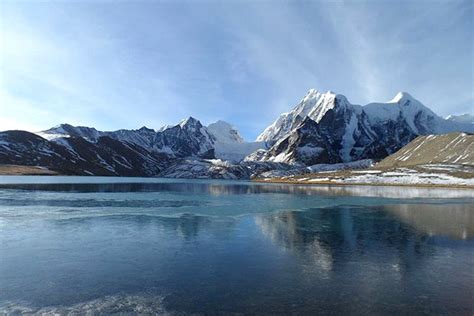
left=0, top=176, right=473, bottom=314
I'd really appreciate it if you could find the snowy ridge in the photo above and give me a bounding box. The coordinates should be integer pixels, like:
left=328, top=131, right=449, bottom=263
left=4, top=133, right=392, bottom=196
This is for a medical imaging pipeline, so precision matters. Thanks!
left=37, top=118, right=216, bottom=159
left=37, top=118, right=266, bottom=163
left=251, top=89, right=474, bottom=165
left=256, top=90, right=344, bottom=143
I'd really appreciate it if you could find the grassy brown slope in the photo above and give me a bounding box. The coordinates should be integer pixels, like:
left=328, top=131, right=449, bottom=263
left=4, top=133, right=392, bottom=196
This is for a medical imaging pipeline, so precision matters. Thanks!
left=377, top=132, right=473, bottom=167
left=0, top=164, right=59, bottom=175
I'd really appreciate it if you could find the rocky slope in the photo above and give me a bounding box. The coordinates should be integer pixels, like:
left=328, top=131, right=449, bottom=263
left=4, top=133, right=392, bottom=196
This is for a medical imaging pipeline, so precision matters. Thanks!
left=0, top=130, right=169, bottom=176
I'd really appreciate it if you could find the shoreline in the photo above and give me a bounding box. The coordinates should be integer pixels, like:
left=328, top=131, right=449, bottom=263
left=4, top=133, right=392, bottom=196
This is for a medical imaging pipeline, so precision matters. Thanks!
left=253, top=178, right=474, bottom=190
left=1, top=164, right=473, bottom=190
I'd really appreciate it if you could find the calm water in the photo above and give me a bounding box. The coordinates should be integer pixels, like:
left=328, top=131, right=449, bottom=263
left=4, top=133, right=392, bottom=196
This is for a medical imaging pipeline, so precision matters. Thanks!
left=0, top=176, right=473, bottom=315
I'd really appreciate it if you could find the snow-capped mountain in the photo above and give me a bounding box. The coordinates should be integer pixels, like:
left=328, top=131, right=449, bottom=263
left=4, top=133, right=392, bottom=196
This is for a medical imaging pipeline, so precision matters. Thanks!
left=251, top=90, right=474, bottom=165
left=38, top=124, right=103, bottom=141
left=39, top=117, right=217, bottom=159
left=256, top=89, right=339, bottom=144
left=3, top=88, right=472, bottom=178
left=207, top=120, right=266, bottom=162
left=155, top=117, right=216, bottom=158
left=0, top=129, right=287, bottom=179
left=38, top=118, right=265, bottom=163
left=0, top=130, right=169, bottom=176
left=207, top=120, right=244, bottom=144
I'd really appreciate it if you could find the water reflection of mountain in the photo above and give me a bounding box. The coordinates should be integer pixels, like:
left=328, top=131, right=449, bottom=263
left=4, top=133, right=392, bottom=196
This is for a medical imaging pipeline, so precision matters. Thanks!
left=384, top=204, right=473, bottom=240
left=1, top=180, right=473, bottom=199
left=53, top=213, right=236, bottom=241
left=256, top=204, right=473, bottom=275
left=158, top=214, right=235, bottom=240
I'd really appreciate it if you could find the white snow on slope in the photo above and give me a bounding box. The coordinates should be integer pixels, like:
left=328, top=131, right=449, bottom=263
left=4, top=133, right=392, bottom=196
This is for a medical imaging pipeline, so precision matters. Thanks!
left=207, top=120, right=244, bottom=144
left=257, top=89, right=474, bottom=146
left=338, top=171, right=474, bottom=186
left=207, top=120, right=266, bottom=162
left=306, top=159, right=374, bottom=173
left=258, top=159, right=373, bottom=178
left=256, top=90, right=343, bottom=143
left=213, top=142, right=266, bottom=162
left=340, top=112, right=358, bottom=161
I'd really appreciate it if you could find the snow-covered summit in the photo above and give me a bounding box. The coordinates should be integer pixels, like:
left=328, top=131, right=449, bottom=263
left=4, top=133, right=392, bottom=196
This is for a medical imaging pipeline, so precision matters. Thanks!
left=389, top=91, right=413, bottom=103
left=207, top=120, right=244, bottom=144
left=364, top=92, right=441, bottom=134
left=179, top=116, right=201, bottom=129
left=207, top=120, right=265, bottom=162
left=251, top=89, right=474, bottom=165
left=37, top=123, right=102, bottom=141
left=256, top=89, right=347, bottom=143
left=258, top=89, right=469, bottom=145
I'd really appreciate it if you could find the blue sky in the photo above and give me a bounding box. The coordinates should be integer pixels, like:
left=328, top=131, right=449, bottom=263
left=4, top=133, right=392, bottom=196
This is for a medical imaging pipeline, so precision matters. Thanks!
left=1, top=0, right=472, bottom=140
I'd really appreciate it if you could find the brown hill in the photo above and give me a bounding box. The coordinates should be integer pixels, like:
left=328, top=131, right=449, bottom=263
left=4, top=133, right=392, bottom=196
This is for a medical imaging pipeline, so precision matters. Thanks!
left=377, top=132, right=473, bottom=168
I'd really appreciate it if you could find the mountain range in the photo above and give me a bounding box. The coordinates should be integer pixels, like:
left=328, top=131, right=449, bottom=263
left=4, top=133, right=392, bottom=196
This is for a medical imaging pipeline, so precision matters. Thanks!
left=1, top=89, right=472, bottom=178
left=252, top=90, right=473, bottom=165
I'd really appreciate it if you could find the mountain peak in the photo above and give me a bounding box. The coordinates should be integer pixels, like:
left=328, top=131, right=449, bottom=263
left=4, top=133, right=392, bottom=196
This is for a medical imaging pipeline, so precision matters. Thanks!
left=138, top=126, right=155, bottom=132
left=390, top=91, right=414, bottom=103
left=179, top=116, right=201, bottom=128
left=208, top=120, right=234, bottom=128
left=208, top=120, right=244, bottom=143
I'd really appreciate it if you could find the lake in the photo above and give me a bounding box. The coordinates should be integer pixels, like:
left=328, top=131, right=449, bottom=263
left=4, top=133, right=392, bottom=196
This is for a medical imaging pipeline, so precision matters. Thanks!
left=0, top=176, right=473, bottom=315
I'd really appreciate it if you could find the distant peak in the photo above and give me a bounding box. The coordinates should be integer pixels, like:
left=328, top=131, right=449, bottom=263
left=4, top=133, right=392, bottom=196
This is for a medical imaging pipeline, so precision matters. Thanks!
left=208, top=120, right=233, bottom=127
left=390, top=91, right=413, bottom=103
left=157, top=124, right=172, bottom=132
left=446, top=113, right=474, bottom=124
left=52, top=123, right=72, bottom=129
left=305, top=89, right=338, bottom=96
left=179, top=116, right=201, bottom=128
left=302, top=89, right=340, bottom=103
left=138, top=126, right=154, bottom=132
left=207, top=120, right=244, bottom=143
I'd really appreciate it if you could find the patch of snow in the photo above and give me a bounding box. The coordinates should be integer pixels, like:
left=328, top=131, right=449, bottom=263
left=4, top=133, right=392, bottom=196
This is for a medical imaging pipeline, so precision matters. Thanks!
left=214, top=141, right=266, bottom=162
left=308, top=178, right=330, bottom=182
left=36, top=132, right=71, bottom=141
left=352, top=170, right=382, bottom=174
left=339, top=170, right=473, bottom=186
left=297, top=145, right=324, bottom=157
left=340, top=112, right=358, bottom=162
left=306, top=159, right=373, bottom=173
